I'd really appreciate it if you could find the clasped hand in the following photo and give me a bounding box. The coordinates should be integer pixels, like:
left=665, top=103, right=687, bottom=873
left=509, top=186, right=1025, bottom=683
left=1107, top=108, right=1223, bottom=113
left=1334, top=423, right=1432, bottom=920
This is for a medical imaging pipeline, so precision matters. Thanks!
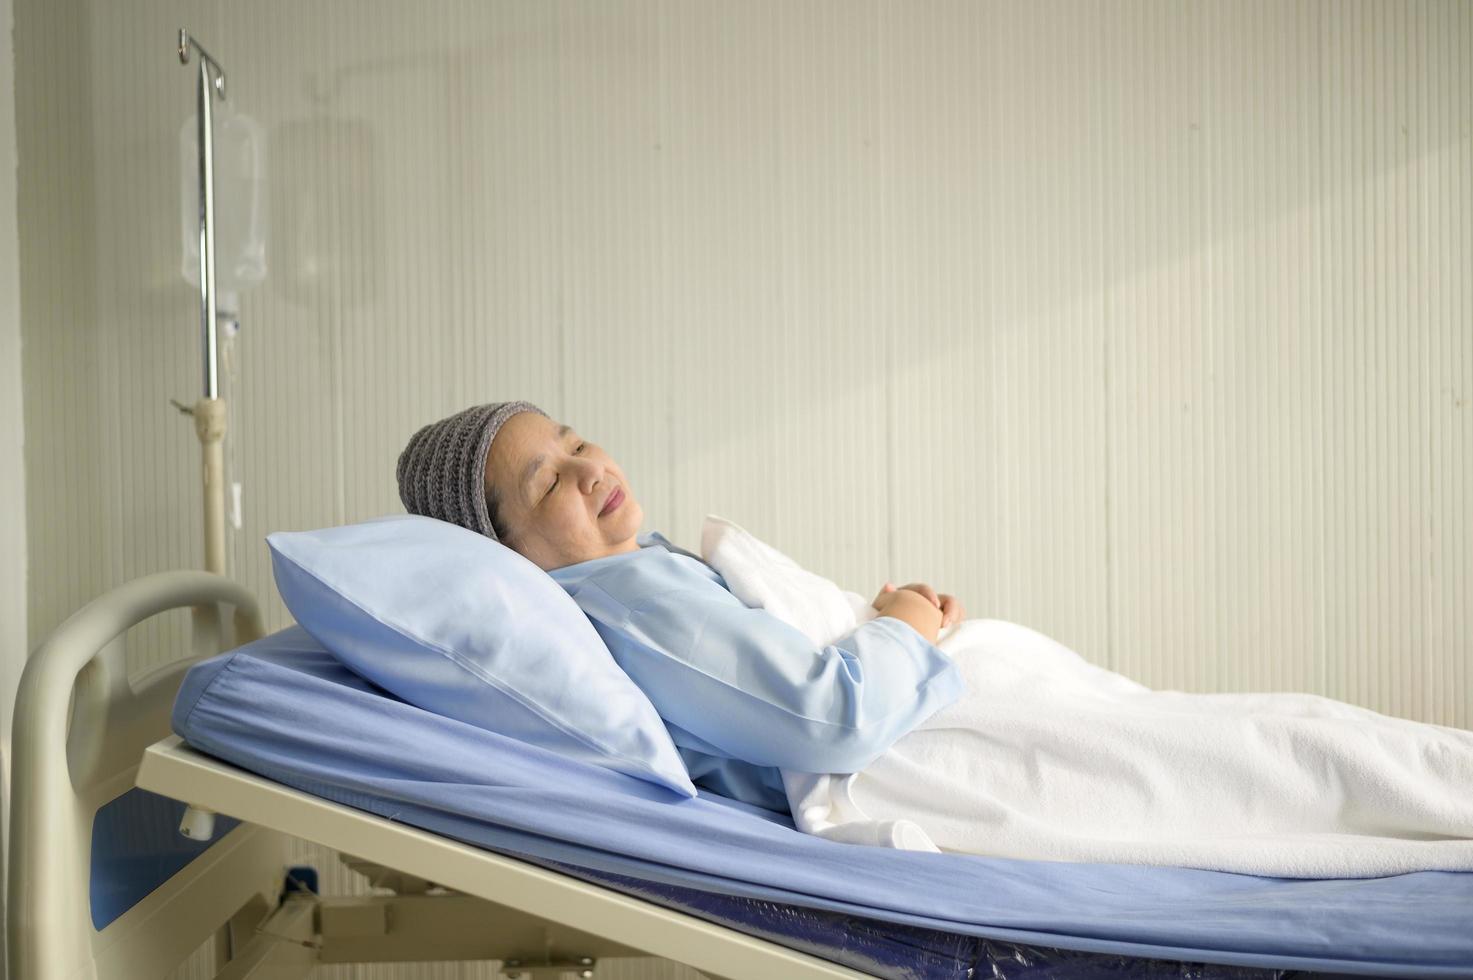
left=871, top=581, right=967, bottom=636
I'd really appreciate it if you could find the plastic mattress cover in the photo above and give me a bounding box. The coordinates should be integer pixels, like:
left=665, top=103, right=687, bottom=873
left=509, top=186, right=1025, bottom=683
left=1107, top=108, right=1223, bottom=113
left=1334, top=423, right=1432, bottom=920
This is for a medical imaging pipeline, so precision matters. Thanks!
left=168, top=627, right=1473, bottom=978
left=534, top=857, right=1365, bottom=979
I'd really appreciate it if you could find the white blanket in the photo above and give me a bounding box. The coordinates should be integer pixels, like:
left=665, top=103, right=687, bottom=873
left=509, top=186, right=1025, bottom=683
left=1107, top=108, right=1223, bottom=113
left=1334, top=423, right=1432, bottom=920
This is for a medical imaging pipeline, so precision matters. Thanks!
left=699, top=514, right=1473, bottom=877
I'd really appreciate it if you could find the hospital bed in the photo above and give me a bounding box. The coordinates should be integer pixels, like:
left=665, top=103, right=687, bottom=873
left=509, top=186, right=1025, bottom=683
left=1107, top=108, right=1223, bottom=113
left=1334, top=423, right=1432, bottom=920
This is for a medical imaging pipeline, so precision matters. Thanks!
left=9, top=571, right=1473, bottom=980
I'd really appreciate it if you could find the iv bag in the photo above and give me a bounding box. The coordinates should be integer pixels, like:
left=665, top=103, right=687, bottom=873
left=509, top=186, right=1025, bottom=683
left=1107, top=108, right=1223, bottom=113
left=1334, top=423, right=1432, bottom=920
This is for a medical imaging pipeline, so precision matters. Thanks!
left=181, top=105, right=268, bottom=314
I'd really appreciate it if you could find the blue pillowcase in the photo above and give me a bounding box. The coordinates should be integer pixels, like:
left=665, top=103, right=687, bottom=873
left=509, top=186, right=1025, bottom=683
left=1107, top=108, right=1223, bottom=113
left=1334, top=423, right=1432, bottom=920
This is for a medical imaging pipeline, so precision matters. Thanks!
left=265, top=514, right=696, bottom=798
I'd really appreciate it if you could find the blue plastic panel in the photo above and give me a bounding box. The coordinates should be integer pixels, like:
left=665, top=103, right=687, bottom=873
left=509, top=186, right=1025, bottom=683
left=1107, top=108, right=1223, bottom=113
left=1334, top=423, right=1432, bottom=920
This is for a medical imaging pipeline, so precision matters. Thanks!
left=89, top=786, right=241, bottom=930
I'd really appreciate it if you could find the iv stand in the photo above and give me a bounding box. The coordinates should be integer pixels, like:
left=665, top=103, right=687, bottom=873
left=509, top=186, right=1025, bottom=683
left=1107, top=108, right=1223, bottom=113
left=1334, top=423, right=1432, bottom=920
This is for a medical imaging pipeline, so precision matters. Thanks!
left=178, top=29, right=229, bottom=576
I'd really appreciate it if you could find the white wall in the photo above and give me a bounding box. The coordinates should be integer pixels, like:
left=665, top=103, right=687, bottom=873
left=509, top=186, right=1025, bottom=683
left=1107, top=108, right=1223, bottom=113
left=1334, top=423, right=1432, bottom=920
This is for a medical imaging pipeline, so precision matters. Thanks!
left=9, top=2, right=1471, bottom=978
left=0, top=0, right=27, bottom=971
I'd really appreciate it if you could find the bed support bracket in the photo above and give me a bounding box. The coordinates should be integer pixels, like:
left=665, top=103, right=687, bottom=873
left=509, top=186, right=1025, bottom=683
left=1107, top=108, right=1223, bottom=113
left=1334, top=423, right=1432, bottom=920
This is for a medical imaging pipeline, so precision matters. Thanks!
left=310, top=892, right=636, bottom=968
left=212, top=893, right=318, bottom=980
left=500, top=956, right=598, bottom=979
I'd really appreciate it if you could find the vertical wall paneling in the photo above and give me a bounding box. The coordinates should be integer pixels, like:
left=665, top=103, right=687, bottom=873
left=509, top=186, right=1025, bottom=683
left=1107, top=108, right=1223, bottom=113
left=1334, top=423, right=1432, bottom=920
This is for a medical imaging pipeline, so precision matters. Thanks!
left=663, top=1, right=786, bottom=545
left=1201, top=0, right=1324, bottom=699
left=1420, top=0, right=1471, bottom=728
left=16, top=0, right=109, bottom=663
left=1321, top=0, right=1430, bottom=720
left=987, top=0, right=1110, bottom=656
left=880, top=1, right=996, bottom=630
left=768, top=1, right=891, bottom=589
left=1105, top=0, right=1218, bottom=689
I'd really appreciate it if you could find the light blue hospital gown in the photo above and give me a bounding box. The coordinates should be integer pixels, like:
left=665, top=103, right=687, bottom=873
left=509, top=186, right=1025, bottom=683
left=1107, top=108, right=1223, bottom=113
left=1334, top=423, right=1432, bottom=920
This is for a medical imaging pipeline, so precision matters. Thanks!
left=549, top=531, right=966, bottom=813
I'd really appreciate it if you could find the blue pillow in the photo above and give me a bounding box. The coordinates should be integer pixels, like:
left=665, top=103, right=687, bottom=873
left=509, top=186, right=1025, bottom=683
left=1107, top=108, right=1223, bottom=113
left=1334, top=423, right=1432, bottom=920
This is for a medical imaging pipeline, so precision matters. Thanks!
left=265, top=514, right=696, bottom=798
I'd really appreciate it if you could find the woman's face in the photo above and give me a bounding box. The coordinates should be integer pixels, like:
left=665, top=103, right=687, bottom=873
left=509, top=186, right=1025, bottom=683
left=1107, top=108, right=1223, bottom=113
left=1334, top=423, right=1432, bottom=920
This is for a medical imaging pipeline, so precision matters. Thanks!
left=484, top=411, right=643, bottom=571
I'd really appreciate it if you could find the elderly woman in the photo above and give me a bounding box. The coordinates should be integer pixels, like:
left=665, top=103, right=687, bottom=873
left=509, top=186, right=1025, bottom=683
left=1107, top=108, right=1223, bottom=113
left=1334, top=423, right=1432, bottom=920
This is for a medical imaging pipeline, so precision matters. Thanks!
left=396, top=400, right=967, bottom=813
left=396, top=402, right=1473, bottom=879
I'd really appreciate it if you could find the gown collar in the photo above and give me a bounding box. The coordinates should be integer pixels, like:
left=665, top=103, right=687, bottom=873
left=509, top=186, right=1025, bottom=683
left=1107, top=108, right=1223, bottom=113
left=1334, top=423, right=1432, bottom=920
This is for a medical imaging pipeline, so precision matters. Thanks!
left=547, top=529, right=707, bottom=588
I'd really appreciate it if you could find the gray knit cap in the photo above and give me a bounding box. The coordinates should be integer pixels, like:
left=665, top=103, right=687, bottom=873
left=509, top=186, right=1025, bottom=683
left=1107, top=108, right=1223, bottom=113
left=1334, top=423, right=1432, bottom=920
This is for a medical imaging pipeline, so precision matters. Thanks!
left=396, top=400, right=549, bottom=542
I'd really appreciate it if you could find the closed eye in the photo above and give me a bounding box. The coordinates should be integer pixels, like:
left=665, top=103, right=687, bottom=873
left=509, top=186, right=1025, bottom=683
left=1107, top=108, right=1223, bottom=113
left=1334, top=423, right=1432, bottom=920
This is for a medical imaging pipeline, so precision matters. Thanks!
left=543, top=443, right=587, bottom=499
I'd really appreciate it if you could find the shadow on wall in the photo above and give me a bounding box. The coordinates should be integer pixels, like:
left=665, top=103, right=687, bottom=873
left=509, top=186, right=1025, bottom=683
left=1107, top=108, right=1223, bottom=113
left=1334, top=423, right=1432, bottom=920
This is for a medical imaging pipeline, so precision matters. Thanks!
left=34, top=0, right=1471, bottom=429
left=19, top=0, right=1470, bottom=584
left=148, top=3, right=1473, bottom=455
left=270, top=112, right=383, bottom=313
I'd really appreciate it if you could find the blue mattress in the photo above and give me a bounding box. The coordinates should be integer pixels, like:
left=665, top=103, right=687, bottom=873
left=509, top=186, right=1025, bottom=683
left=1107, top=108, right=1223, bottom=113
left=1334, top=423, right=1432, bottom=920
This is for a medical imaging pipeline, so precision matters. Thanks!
left=169, top=627, right=1473, bottom=979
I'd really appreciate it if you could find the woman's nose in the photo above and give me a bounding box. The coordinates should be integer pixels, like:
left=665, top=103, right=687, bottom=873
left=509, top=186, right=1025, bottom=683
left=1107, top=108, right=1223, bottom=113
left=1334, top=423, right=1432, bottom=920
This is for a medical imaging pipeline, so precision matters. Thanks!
left=579, top=461, right=607, bottom=492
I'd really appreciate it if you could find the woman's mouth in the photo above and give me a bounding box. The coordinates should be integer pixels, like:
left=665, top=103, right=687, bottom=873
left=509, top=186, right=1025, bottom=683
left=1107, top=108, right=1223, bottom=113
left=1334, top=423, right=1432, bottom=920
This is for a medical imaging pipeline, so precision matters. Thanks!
left=599, top=487, right=624, bottom=516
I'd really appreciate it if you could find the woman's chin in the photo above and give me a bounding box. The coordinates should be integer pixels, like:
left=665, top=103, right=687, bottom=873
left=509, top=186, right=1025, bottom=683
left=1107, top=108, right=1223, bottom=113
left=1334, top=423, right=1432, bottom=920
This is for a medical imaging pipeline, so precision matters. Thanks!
left=603, top=496, right=641, bottom=525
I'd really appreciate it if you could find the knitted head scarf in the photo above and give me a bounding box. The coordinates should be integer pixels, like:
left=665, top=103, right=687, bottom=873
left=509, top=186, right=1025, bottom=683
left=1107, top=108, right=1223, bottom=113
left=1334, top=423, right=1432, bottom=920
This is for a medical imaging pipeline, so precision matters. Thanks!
left=396, top=400, right=549, bottom=543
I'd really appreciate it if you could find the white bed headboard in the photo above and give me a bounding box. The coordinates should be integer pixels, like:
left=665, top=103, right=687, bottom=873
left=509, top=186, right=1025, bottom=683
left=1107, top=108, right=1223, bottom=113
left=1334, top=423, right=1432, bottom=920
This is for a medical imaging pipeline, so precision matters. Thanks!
left=7, top=570, right=289, bottom=980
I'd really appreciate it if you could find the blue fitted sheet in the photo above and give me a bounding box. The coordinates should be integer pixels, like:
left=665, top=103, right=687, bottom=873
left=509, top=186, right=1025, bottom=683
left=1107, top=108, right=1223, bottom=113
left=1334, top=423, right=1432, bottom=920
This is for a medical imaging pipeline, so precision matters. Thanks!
left=169, top=627, right=1473, bottom=979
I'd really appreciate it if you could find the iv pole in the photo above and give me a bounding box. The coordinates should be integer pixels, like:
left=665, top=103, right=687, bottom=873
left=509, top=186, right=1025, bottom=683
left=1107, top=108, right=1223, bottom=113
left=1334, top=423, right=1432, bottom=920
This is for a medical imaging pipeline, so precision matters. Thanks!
left=178, top=30, right=229, bottom=576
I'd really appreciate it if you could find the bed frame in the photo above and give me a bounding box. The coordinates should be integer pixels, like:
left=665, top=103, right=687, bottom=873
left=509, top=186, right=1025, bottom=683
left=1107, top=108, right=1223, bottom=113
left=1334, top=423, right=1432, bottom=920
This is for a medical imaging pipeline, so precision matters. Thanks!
left=7, top=570, right=875, bottom=980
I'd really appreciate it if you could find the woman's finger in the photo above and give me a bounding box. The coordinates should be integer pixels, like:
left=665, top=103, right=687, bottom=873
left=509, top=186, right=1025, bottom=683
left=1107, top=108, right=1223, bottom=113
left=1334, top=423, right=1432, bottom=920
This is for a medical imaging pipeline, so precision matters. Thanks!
left=903, top=582, right=941, bottom=607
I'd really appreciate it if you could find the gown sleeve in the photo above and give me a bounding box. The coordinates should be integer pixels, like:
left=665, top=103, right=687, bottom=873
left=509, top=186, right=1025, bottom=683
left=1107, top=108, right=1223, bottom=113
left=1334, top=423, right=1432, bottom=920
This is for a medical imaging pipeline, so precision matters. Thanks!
left=570, top=568, right=967, bottom=774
